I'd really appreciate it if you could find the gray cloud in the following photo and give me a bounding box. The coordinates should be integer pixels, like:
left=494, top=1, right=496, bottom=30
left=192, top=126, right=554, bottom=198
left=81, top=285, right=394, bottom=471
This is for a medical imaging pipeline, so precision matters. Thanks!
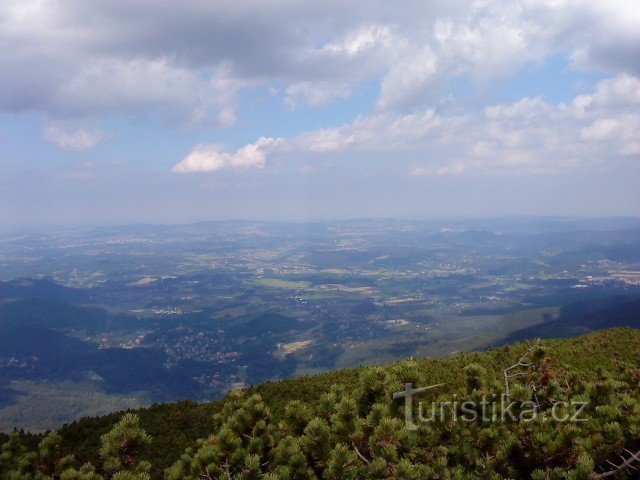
left=2, top=0, right=639, bottom=124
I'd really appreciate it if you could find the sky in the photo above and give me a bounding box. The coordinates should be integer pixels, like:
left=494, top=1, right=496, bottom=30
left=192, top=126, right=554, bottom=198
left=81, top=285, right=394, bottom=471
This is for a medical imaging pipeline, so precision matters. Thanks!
left=0, top=0, right=639, bottom=226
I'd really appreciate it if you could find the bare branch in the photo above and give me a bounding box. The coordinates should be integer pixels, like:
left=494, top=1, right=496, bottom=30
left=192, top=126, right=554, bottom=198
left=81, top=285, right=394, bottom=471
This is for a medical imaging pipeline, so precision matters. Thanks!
left=352, top=443, right=371, bottom=465
left=503, top=339, right=540, bottom=400
left=594, top=448, right=640, bottom=479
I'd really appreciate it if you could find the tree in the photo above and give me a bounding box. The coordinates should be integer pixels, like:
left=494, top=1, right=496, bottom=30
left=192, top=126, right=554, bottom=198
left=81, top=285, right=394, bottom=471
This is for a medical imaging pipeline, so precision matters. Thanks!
left=100, top=414, right=151, bottom=480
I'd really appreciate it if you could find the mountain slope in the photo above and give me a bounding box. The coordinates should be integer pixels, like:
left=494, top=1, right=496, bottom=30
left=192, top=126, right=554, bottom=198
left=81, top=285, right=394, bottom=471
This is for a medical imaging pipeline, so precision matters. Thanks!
left=503, top=297, right=640, bottom=342
left=2, top=327, right=636, bottom=479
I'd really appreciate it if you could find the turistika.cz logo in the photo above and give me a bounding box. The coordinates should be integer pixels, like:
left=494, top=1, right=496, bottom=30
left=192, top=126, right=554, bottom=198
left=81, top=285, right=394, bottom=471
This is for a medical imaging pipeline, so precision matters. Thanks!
left=393, top=382, right=589, bottom=431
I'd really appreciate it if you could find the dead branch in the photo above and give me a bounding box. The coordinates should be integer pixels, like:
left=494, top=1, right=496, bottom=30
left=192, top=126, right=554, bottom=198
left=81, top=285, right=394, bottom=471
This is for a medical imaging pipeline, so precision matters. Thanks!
left=352, top=442, right=371, bottom=465
left=594, top=448, right=640, bottom=478
left=503, top=339, right=540, bottom=400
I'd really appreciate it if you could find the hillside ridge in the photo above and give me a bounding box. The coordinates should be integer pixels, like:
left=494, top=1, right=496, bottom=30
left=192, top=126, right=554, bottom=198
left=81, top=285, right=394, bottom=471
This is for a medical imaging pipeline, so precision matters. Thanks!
left=3, top=327, right=640, bottom=479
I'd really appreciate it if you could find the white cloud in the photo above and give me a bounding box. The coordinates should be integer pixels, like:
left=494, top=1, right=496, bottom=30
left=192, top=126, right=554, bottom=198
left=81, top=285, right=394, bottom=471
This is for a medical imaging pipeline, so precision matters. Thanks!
left=285, top=82, right=352, bottom=108
left=43, top=125, right=113, bottom=151
left=410, top=166, right=430, bottom=176
left=485, top=97, right=551, bottom=120
left=580, top=118, right=620, bottom=142
left=435, top=162, right=468, bottom=175
left=321, top=25, right=392, bottom=56
left=571, top=73, right=640, bottom=117
left=173, top=137, right=282, bottom=173
left=206, top=74, right=639, bottom=176
left=294, top=108, right=442, bottom=153
left=376, top=45, right=439, bottom=111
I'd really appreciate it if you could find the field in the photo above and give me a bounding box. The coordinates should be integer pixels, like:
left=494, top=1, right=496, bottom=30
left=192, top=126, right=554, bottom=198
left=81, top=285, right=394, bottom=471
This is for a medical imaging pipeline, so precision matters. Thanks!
left=0, top=217, right=639, bottom=431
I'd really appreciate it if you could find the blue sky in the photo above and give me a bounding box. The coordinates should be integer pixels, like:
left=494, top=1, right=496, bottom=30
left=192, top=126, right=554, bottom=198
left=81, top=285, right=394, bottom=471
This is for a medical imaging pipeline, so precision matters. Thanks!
left=0, top=1, right=639, bottom=226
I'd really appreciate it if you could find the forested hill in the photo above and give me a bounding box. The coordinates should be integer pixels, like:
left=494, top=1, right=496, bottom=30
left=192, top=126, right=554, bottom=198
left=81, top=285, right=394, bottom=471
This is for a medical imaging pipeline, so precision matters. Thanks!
left=2, top=328, right=640, bottom=479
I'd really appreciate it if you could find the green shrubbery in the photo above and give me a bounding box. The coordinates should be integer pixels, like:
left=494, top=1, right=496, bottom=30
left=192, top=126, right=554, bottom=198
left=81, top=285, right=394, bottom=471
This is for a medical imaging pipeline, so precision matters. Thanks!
left=2, top=328, right=639, bottom=479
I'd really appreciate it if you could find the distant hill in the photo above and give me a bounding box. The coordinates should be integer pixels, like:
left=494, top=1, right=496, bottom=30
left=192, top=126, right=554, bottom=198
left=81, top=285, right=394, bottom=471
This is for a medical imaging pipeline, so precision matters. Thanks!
left=0, top=298, right=211, bottom=412
left=0, top=278, right=88, bottom=304
left=0, top=297, right=138, bottom=332
left=503, top=296, right=640, bottom=343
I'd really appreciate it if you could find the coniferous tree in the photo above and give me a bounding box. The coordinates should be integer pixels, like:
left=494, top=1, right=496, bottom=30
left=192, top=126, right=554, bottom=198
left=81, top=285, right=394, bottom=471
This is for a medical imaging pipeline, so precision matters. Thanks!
left=100, top=414, right=151, bottom=480
left=5, top=329, right=640, bottom=480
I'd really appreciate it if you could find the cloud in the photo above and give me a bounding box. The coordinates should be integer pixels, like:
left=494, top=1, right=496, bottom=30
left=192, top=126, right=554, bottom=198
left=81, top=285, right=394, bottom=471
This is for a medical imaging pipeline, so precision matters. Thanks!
left=376, top=45, right=440, bottom=111
left=173, top=137, right=282, bottom=173
left=568, top=0, right=640, bottom=75
left=285, top=81, right=352, bottom=108
left=2, top=0, right=639, bottom=123
left=572, top=73, right=640, bottom=116
left=53, top=60, right=241, bottom=125
left=485, top=97, right=552, bottom=120
left=43, top=125, right=113, bottom=151
left=321, top=25, right=392, bottom=56
left=294, top=108, right=442, bottom=153
left=206, top=74, right=639, bottom=176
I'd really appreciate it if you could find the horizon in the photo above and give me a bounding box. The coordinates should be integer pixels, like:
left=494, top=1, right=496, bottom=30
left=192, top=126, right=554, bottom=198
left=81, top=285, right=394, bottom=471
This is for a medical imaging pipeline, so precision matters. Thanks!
left=2, top=214, right=640, bottom=233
